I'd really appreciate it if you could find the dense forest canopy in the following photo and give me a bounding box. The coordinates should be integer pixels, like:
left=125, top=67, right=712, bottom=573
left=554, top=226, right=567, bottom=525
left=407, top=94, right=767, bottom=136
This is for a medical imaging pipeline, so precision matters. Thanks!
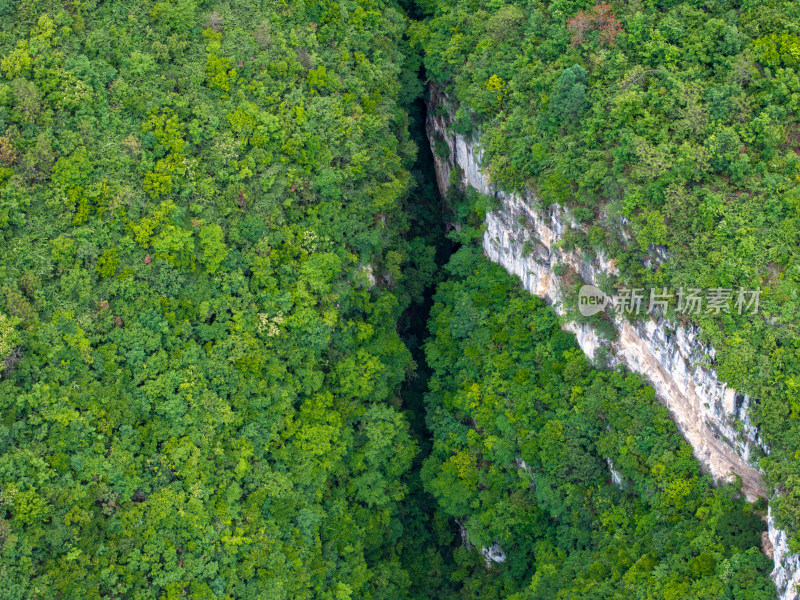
left=0, top=0, right=791, bottom=598
left=0, top=1, right=436, bottom=597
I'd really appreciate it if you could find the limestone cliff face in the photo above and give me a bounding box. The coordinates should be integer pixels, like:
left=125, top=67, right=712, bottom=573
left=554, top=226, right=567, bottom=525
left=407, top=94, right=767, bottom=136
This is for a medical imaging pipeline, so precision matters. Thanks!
left=426, top=87, right=799, bottom=600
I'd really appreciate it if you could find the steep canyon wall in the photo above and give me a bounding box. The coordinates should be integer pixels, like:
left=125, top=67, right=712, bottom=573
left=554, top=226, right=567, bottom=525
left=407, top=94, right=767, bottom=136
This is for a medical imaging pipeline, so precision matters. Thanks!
left=426, top=89, right=800, bottom=600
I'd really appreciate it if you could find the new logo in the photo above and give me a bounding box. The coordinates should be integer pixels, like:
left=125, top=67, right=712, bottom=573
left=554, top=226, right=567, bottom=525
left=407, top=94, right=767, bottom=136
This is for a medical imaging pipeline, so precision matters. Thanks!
left=578, top=285, right=609, bottom=316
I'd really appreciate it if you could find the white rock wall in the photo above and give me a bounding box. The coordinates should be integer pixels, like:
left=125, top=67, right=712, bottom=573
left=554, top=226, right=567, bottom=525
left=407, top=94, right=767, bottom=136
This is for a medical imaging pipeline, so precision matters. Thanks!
left=769, top=507, right=800, bottom=600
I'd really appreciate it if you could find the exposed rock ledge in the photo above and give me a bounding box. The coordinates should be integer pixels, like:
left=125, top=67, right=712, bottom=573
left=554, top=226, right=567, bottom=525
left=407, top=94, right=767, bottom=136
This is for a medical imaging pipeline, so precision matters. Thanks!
left=426, top=87, right=799, bottom=600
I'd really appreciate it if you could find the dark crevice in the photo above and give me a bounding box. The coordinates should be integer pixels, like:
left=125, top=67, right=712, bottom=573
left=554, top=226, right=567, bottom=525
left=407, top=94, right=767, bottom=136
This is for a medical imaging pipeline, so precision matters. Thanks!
left=393, top=67, right=461, bottom=596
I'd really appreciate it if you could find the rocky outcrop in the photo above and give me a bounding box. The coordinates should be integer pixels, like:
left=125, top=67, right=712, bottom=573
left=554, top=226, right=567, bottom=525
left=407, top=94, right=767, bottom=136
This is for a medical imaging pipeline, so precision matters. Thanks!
left=481, top=542, right=507, bottom=567
left=456, top=519, right=507, bottom=568
left=427, top=86, right=799, bottom=600
left=769, top=508, right=800, bottom=600
left=607, top=458, right=624, bottom=488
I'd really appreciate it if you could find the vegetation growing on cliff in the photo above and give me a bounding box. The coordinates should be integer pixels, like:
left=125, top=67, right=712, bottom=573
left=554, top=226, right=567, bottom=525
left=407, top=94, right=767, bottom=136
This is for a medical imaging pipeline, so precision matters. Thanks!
left=412, top=0, right=800, bottom=549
